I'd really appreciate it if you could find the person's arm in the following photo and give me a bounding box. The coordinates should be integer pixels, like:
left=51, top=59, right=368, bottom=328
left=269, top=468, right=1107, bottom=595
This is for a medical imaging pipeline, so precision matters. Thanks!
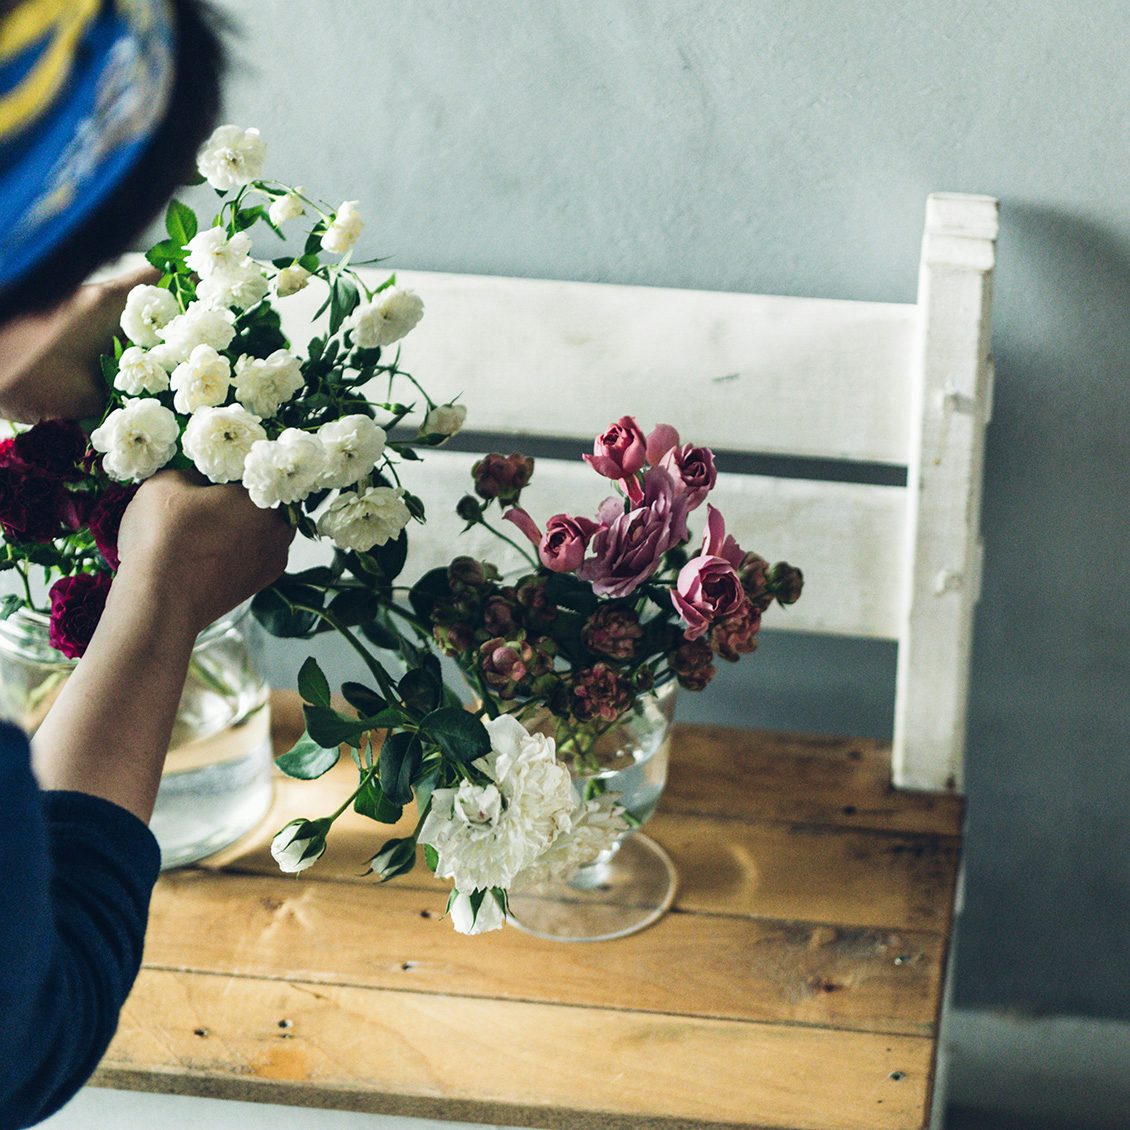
left=1, top=472, right=292, bottom=1128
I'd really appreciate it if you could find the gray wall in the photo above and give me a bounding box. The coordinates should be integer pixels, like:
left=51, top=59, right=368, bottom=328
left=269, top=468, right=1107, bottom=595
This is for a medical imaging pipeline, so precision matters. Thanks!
left=211, top=0, right=1130, bottom=1019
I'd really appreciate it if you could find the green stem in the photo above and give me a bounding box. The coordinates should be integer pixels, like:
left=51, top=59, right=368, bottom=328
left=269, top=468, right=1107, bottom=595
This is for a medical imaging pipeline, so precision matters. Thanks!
left=328, top=763, right=378, bottom=823
left=479, top=516, right=538, bottom=569
left=294, top=603, right=400, bottom=704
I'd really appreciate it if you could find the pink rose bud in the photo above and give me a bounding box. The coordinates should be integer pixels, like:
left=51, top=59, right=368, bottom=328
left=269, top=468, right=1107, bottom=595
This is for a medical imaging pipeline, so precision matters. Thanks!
left=671, top=554, right=745, bottom=640
left=583, top=416, right=648, bottom=480
left=539, top=513, right=600, bottom=573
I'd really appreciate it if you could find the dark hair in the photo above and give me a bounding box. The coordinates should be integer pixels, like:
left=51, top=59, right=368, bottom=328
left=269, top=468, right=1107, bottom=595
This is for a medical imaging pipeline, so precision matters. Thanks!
left=0, top=0, right=228, bottom=322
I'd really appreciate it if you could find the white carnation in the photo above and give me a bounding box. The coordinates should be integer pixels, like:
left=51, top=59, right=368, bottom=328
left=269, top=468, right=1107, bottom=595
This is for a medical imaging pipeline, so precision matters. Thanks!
left=232, top=349, right=304, bottom=418
left=317, top=414, right=386, bottom=488
left=516, top=792, right=627, bottom=884
left=114, top=346, right=169, bottom=395
left=90, top=398, right=180, bottom=483
left=196, top=264, right=269, bottom=311
left=423, top=402, right=467, bottom=438
left=274, top=264, right=311, bottom=297
left=268, top=190, right=304, bottom=226
left=158, top=302, right=236, bottom=362
left=320, top=199, right=363, bottom=254
left=120, top=284, right=179, bottom=347
left=315, top=485, right=410, bottom=551
left=182, top=404, right=266, bottom=484
left=184, top=228, right=252, bottom=279
left=169, top=344, right=232, bottom=414
left=345, top=286, right=424, bottom=349
left=449, top=889, right=505, bottom=935
left=197, top=124, right=266, bottom=191
left=242, top=428, right=325, bottom=509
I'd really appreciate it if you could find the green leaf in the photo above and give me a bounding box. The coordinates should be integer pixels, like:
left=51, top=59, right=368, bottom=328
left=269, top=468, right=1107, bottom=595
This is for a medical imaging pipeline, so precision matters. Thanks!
left=233, top=205, right=266, bottom=232
left=353, top=772, right=402, bottom=824
left=379, top=731, right=421, bottom=806
left=0, top=594, right=23, bottom=621
left=297, top=656, right=331, bottom=707
left=145, top=239, right=185, bottom=269
left=303, top=703, right=403, bottom=749
left=341, top=681, right=385, bottom=715
left=250, top=583, right=322, bottom=638
left=98, top=354, right=119, bottom=387
left=366, top=835, right=417, bottom=882
left=275, top=732, right=340, bottom=779
left=165, top=198, right=198, bottom=245
left=329, top=276, right=360, bottom=336
left=399, top=662, right=442, bottom=716
left=423, top=843, right=439, bottom=872
left=360, top=614, right=401, bottom=651
left=418, top=707, right=491, bottom=764
left=327, top=586, right=376, bottom=627
left=408, top=567, right=451, bottom=624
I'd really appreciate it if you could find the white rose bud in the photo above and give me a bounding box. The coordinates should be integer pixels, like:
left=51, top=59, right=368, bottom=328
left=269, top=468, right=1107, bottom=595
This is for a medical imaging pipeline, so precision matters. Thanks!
left=270, top=818, right=328, bottom=874
left=114, top=346, right=170, bottom=395
left=169, top=344, right=232, bottom=414
left=268, top=190, right=304, bottom=226
left=274, top=264, right=311, bottom=297
left=317, top=414, right=387, bottom=488
left=345, top=286, right=424, bottom=349
left=316, top=485, right=411, bottom=551
left=242, top=428, right=326, bottom=509
left=320, top=200, right=363, bottom=255
left=196, top=124, right=266, bottom=191
left=182, top=404, right=266, bottom=484
left=232, top=349, right=305, bottom=418
left=423, top=403, right=467, bottom=439
left=90, top=398, right=180, bottom=483
left=184, top=228, right=252, bottom=279
left=449, top=889, right=505, bottom=935
left=158, top=301, right=236, bottom=363
left=120, top=284, right=179, bottom=347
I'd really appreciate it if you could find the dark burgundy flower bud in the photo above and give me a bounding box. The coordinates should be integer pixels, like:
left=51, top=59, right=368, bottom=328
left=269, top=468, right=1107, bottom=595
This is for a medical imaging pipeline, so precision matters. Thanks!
left=514, top=575, right=557, bottom=629
left=0, top=467, right=65, bottom=543
left=87, top=483, right=138, bottom=571
left=433, top=621, right=476, bottom=657
left=669, top=638, right=716, bottom=692
left=456, top=494, right=483, bottom=524
left=710, top=599, right=762, bottom=662
left=482, top=593, right=520, bottom=637
left=582, top=604, right=643, bottom=660
left=448, top=555, right=486, bottom=592
left=13, top=419, right=87, bottom=480
left=572, top=662, right=634, bottom=723
left=472, top=452, right=535, bottom=504
left=768, top=562, right=804, bottom=606
left=48, top=572, right=112, bottom=659
left=479, top=636, right=538, bottom=699
left=737, top=551, right=770, bottom=599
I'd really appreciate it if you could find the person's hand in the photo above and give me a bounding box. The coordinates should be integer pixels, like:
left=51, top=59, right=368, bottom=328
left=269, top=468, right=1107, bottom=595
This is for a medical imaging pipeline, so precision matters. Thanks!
left=114, top=471, right=295, bottom=635
left=0, top=265, right=157, bottom=424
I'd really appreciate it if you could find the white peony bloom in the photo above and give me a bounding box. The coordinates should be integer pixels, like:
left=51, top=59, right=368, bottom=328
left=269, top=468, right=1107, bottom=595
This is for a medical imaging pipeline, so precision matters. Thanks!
left=345, top=287, right=424, bottom=349
left=158, top=301, right=236, bottom=362
left=422, top=402, right=467, bottom=438
left=182, top=404, right=266, bottom=484
left=449, top=889, right=505, bottom=935
left=317, top=414, right=386, bottom=488
left=315, top=485, right=410, bottom=551
left=242, top=428, right=325, bottom=509
left=184, top=228, right=252, bottom=279
left=268, top=190, right=304, bottom=226
left=270, top=819, right=327, bottom=874
left=120, top=284, right=179, bottom=347
left=232, top=349, right=305, bottom=418
left=196, top=264, right=269, bottom=311
left=516, top=792, right=627, bottom=884
left=197, top=124, right=266, bottom=191
left=114, top=346, right=170, bottom=395
left=169, top=344, right=232, bottom=414
left=320, top=199, right=363, bottom=254
left=90, top=398, right=180, bottom=482
left=274, top=263, right=311, bottom=297
left=419, top=714, right=576, bottom=895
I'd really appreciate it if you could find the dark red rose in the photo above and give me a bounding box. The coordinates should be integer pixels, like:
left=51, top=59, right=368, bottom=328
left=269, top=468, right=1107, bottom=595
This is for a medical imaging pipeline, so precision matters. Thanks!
left=0, top=437, right=19, bottom=468
left=669, top=638, right=716, bottom=692
left=582, top=605, right=643, bottom=660
left=12, top=419, right=86, bottom=480
left=472, top=452, right=534, bottom=504
left=55, top=490, right=94, bottom=532
left=48, top=572, right=112, bottom=659
left=87, top=483, right=138, bottom=570
left=0, top=466, right=65, bottom=543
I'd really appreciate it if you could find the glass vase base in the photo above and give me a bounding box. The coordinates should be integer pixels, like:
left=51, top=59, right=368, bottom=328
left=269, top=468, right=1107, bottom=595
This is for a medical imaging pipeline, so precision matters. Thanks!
left=506, top=832, right=677, bottom=942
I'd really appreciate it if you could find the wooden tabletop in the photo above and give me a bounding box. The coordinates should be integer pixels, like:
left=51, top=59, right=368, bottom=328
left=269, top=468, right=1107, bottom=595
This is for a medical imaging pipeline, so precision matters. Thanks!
left=95, top=691, right=964, bottom=1130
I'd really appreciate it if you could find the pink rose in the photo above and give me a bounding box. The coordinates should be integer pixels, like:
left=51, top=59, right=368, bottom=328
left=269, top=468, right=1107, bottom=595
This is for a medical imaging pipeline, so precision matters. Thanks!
left=700, top=504, right=744, bottom=568
left=646, top=423, right=681, bottom=465
left=661, top=443, right=717, bottom=510
left=48, top=572, right=112, bottom=659
left=504, top=508, right=600, bottom=574
left=583, top=416, right=647, bottom=481
left=671, top=554, right=745, bottom=641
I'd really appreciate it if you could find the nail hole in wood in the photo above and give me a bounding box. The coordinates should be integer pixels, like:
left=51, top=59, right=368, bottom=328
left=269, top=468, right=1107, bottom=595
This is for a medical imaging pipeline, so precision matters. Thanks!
left=193, top=1028, right=208, bottom=1038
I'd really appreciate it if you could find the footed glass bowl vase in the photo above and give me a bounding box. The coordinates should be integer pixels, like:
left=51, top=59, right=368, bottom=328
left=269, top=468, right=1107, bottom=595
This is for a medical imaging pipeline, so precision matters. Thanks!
left=0, top=604, right=274, bottom=869
left=507, top=680, right=678, bottom=942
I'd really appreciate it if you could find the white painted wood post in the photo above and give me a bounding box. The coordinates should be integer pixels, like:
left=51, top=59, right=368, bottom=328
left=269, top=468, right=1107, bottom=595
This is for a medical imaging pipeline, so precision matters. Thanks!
left=893, top=193, right=999, bottom=792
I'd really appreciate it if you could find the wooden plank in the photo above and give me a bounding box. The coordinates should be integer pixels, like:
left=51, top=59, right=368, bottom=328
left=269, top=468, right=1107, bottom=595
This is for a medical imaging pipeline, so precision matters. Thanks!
left=144, top=869, right=945, bottom=1037
left=98, top=969, right=935, bottom=1130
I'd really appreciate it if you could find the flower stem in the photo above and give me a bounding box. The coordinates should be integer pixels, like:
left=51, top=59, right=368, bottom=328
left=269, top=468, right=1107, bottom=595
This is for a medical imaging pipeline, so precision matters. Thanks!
left=478, top=516, right=538, bottom=569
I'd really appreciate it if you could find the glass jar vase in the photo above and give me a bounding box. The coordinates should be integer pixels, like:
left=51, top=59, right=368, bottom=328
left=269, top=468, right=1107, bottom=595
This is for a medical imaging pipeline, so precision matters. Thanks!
left=0, top=604, right=274, bottom=869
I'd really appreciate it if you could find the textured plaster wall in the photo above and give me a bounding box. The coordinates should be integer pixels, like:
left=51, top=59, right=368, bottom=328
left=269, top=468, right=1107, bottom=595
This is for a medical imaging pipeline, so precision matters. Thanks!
left=210, top=0, right=1130, bottom=1018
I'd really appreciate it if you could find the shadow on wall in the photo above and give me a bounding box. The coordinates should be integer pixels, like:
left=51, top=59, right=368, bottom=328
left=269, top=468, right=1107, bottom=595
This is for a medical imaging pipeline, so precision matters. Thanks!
left=956, top=202, right=1130, bottom=1018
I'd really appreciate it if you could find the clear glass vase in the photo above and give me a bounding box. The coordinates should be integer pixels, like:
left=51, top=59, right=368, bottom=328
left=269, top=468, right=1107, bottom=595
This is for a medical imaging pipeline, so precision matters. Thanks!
left=0, top=604, right=274, bottom=869
left=507, top=679, right=678, bottom=942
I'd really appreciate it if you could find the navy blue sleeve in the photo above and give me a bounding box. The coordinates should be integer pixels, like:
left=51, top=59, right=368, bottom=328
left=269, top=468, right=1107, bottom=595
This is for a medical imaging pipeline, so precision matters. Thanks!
left=0, top=722, right=161, bottom=1130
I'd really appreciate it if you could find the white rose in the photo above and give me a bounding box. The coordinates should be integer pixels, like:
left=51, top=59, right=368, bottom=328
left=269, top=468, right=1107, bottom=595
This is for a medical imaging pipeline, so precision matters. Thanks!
left=274, top=263, right=311, bottom=297
left=169, top=344, right=232, bottom=414
left=197, top=124, right=266, bottom=191
left=90, top=398, right=180, bottom=482
left=158, top=301, right=236, bottom=362
left=317, top=414, right=386, bottom=488
left=114, top=346, right=170, bottom=395
left=242, top=428, right=325, bottom=509
left=182, top=404, right=266, bottom=484
left=146, top=342, right=181, bottom=372
left=449, top=889, right=505, bottom=935
left=184, top=228, right=252, bottom=279
left=315, top=485, right=411, bottom=551
left=270, top=818, right=327, bottom=874
left=196, top=264, right=269, bottom=310
left=345, top=286, right=424, bottom=349
left=232, top=349, right=305, bottom=417
left=423, top=402, right=467, bottom=438
left=120, top=284, right=179, bottom=347
left=268, top=190, right=304, bottom=226
left=320, top=200, right=363, bottom=254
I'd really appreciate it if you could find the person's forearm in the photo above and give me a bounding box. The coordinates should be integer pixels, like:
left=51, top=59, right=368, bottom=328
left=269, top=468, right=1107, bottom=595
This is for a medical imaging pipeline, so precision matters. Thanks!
left=31, top=568, right=200, bottom=822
